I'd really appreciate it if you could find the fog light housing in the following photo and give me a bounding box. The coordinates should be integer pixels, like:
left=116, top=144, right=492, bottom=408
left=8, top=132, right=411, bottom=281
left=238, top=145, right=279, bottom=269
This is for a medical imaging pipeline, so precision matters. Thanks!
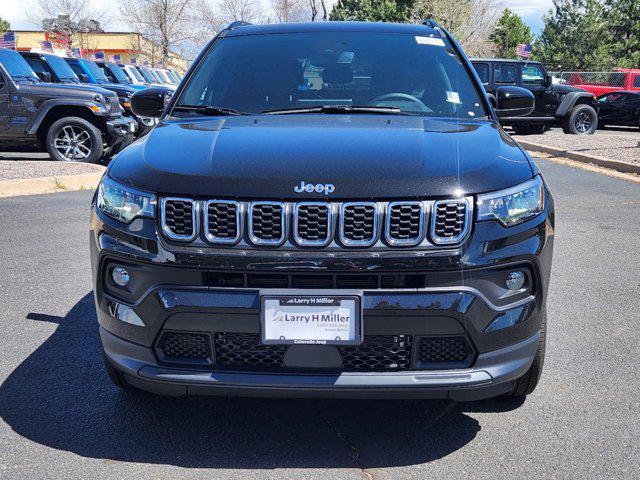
left=505, top=271, right=525, bottom=291
left=112, top=267, right=130, bottom=287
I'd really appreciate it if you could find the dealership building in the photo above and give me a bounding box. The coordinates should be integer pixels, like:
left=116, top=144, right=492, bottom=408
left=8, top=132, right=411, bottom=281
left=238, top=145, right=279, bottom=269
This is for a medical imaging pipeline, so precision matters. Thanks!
left=12, top=30, right=189, bottom=73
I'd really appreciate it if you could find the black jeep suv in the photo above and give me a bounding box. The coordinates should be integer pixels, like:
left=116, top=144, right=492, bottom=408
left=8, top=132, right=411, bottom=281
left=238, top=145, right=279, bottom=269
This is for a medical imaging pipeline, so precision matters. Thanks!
left=0, top=48, right=135, bottom=162
left=92, top=21, right=554, bottom=401
left=472, top=58, right=598, bottom=135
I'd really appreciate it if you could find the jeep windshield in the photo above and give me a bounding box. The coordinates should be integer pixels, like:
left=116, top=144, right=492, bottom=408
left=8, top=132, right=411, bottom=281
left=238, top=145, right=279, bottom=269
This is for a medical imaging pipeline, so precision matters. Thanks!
left=0, top=49, right=40, bottom=83
left=46, top=54, right=80, bottom=82
left=84, top=60, right=111, bottom=84
left=175, top=31, right=488, bottom=118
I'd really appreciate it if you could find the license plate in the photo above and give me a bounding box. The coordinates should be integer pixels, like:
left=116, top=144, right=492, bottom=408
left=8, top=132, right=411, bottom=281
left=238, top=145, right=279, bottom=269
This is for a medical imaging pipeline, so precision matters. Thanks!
left=261, top=295, right=361, bottom=345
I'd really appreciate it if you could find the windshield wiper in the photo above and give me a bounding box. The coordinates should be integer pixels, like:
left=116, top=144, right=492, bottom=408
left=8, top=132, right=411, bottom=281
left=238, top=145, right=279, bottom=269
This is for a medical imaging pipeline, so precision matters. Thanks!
left=262, top=105, right=404, bottom=115
left=173, top=104, right=247, bottom=116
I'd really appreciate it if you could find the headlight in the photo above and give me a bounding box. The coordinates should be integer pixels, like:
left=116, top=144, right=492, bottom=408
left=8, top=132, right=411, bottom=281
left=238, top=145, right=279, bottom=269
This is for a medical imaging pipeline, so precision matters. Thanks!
left=97, top=175, right=156, bottom=224
left=477, top=176, right=544, bottom=226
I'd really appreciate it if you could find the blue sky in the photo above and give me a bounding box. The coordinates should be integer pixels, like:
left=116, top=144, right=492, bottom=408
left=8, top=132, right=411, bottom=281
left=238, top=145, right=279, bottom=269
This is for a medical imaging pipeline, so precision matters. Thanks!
left=3, top=0, right=554, bottom=36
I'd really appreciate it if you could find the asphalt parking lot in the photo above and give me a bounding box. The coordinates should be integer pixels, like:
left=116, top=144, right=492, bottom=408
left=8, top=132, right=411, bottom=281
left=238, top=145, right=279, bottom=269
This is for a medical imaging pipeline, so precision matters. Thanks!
left=0, top=158, right=639, bottom=479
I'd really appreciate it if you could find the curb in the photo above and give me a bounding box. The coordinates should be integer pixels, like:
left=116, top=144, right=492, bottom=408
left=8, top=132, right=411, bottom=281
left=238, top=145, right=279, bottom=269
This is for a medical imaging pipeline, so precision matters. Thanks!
left=0, top=168, right=105, bottom=198
left=517, top=140, right=640, bottom=175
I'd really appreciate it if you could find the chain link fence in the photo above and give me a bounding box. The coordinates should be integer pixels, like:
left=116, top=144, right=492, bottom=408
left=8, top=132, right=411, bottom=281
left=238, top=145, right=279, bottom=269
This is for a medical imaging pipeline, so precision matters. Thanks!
left=549, top=71, right=628, bottom=87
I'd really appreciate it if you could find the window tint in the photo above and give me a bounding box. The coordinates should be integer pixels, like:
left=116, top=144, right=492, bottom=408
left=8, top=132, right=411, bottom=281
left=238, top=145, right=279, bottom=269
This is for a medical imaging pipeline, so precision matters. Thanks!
left=522, top=64, right=545, bottom=85
left=0, top=49, right=39, bottom=80
left=473, top=63, right=489, bottom=84
left=633, top=75, right=640, bottom=88
left=25, top=57, right=47, bottom=75
left=178, top=32, right=487, bottom=118
left=493, top=64, right=516, bottom=84
left=67, top=62, right=86, bottom=80
left=598, top=93, right=625, bottom=103
left=46, top=55, right=78, bottom=80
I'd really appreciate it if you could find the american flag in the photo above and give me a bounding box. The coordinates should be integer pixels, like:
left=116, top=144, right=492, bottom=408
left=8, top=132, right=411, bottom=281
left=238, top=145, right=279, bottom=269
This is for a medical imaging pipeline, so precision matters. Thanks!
left=70, top=47, right=81, bottom=58
left=40, top=40, right=53, bottom=52
left=130, top=57, right=137, bottom=65
left=516, top=43, right=532, bottom=59
left=94, top=51, right=105, bottom=60
left=0, top=32, right=16, bottom=49
left=113, top=54, right=121, bottom=63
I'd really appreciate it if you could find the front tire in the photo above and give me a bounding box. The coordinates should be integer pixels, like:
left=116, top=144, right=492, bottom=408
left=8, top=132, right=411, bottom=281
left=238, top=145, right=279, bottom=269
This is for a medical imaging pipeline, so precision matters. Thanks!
left=46, top=116, right=104, bottom=163
left=561, top=104, right=598, bottom=134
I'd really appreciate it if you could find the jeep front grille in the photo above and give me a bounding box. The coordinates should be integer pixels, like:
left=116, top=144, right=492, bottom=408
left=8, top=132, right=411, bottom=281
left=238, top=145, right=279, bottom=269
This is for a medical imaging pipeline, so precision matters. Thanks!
left=386, top=201, right=425, bottom=246
left=160, top=197, right=197, bottom=241
left=159, top=197, right=472, bottom=248
left=249, top=202, right=286, bottom=245
left=431, top=199, right=471, bottom=245
left=294, top=202, right=331, bottom=246
left=340, top=202, right=378, bottom=246
left=205, top=200, right=241, bottom=243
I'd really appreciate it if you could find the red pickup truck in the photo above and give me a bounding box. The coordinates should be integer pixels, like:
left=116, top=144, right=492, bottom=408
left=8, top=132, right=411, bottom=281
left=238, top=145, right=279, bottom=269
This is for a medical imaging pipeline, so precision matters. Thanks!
left=561, top=69, right=640, bottom=97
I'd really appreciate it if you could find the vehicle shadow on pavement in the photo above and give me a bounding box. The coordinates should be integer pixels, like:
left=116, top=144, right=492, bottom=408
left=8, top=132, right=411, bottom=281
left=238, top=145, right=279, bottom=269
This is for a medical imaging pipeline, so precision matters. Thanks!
left=0, top=293, right=522, bottom=469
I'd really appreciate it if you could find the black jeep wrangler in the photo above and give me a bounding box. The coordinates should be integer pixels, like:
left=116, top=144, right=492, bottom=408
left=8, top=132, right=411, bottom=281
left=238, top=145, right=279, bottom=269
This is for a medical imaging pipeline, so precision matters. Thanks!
left=472, top=59, right=598, bottom=135
left=93, top=21, right=554, bottom=402
left=0, top=48, right=135, bottom=162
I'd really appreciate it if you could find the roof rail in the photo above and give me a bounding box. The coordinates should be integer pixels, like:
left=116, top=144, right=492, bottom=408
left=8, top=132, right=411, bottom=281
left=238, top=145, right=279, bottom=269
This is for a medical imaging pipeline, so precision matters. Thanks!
left=227, top=21, right=251, bottom=30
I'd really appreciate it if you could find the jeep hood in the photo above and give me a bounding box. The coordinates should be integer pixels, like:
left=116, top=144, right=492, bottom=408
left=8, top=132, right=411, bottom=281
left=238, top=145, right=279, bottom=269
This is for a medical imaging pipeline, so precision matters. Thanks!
left=109, top=115, right=533, bottom=199
left=17, top=82, right=117, bottom=99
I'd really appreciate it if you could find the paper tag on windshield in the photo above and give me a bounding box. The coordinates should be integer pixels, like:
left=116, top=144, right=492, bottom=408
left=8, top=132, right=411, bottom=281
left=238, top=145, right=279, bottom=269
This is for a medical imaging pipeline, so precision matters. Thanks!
left=446, top=91, right=461, bottom=104
left=415, top=36, right=445, bottom=47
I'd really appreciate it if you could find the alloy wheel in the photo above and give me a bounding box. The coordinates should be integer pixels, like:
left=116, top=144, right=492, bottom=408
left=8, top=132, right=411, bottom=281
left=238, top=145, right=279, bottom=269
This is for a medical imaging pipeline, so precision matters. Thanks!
left=575, top=111, right=593, bottom=133
left=53, top=125, right=93, bottom=161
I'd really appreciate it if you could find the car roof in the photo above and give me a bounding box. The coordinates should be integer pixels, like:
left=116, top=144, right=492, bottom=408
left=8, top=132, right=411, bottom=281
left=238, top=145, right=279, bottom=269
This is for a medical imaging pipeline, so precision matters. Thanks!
left=223, top=21, right=439, bottom=38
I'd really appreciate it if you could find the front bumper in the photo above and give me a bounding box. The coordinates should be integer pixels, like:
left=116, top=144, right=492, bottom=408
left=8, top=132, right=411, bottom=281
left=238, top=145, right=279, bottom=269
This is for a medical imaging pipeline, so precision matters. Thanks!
left=106, top=116, right=138, bottom=138
left=91, top=190, right=554, bottom=399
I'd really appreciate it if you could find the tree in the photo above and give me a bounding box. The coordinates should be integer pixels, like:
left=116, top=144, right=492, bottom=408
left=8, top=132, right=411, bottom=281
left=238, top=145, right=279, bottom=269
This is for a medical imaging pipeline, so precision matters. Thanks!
left=118, top=0, right=199, bottom=66
left=411, top=0, right=502, bottom=56
left=197, top=0, right=262, bottom=34
left=27, top=0, right=108, bottom=50
left=271, top=0, right=308, bottom=22
left=0, top=17, right=10, bottom=34
left=330, top=0, right=413, bottom=22
left=535, top=0, right=613, bottom=70
left=605, top=0, right=640, bottom=68
left=490, top=8, right=532, bottom=59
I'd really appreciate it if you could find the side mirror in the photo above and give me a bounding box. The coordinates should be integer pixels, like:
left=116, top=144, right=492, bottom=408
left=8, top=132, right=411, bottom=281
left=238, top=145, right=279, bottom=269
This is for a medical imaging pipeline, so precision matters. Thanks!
left=36, top=71, right=52, bottom=83
left=131, top=87, right=170, bottom=118
left=542, top=74, right=552, bottom=87
left=78, top=73, right=90, bottom=83
left=495, top=86, right=535, bottom=118
left=106, top=75, right=114, bottom=83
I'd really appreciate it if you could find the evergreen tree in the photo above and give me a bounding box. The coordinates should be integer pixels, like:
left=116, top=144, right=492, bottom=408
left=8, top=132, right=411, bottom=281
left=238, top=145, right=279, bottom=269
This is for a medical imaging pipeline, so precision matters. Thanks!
left=605, top=0, right=640, bottom=68
left=330, top=0, right=413, bottom=22
left=535, top=0, right=613, bottom=71
left=490, top=9, right=532, bottom=59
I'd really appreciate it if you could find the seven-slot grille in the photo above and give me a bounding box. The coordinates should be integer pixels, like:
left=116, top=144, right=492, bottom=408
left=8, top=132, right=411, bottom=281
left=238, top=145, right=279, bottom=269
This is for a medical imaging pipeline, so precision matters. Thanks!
left=249, top=202, right=285, bottom=245
left=161, top=198, right=196, bottom=240
left=160, top=198, right=471, bottom=247
left=432, top=200, right=469, bottom=244
left=340, top=202, right=378, bottom=246
left=205, top=200, right=240, bottom=243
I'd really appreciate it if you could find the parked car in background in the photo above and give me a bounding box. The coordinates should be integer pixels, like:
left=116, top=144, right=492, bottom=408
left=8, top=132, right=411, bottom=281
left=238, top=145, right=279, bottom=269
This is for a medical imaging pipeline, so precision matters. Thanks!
left=64, top=57, right=156, bottom=137
left=472, top=59, right=599, bottom=135
left=119, top=64, right=148, bottom=86
left=597, top=91, right=640, bottom=130
left=135, top=65, right=175, bottom=90
left=152, top=67, right=177, bottom=85
left=561, top=69, right=640, bottom=97
left=0, top=48, right=134, bottom=162
left=95, top=61, right=146, bottom=91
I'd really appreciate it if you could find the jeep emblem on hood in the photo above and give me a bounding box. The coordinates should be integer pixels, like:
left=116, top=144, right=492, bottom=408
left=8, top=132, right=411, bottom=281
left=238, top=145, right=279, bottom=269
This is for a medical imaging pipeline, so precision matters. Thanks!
left=294, top=181, right=335, bottom=195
